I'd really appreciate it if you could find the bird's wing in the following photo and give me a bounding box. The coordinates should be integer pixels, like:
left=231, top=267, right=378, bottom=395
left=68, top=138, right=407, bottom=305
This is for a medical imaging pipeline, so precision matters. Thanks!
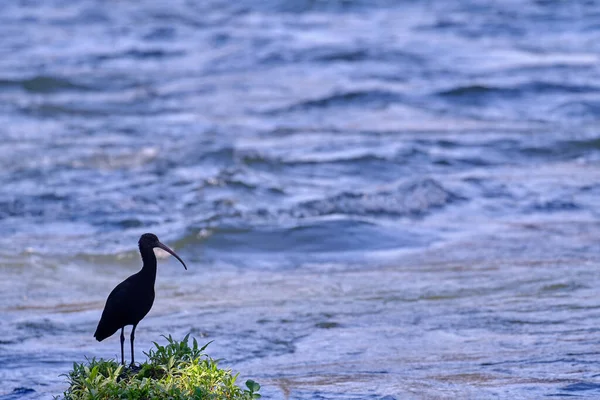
left=104, top=278, right=135, bottom=313
left=94, top=276, right=136, bottom=340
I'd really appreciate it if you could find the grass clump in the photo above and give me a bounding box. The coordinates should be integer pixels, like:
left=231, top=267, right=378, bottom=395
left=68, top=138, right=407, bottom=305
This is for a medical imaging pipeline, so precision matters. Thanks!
left=61, top=334, right=261, bottom=400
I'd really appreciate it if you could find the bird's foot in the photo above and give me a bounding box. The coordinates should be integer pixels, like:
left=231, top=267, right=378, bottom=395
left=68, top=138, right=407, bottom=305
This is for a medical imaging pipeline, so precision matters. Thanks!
left=128, top=363, right=142, bottom=372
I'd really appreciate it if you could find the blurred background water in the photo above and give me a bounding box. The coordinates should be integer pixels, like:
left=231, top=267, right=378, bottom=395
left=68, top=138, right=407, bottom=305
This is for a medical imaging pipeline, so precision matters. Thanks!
left=1, top=0, right=600, bottom=399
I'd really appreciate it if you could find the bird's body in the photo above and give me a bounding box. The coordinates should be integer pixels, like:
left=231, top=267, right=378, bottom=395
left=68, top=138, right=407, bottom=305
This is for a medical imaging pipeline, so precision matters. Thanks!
left=94, top=233, right=187, bottom=366
left=93, top=272, right=155, bottom=341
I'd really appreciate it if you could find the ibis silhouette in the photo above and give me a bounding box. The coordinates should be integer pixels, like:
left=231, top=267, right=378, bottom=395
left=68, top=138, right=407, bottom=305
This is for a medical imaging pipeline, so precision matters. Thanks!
left=94, top=233, right=187, bottom=366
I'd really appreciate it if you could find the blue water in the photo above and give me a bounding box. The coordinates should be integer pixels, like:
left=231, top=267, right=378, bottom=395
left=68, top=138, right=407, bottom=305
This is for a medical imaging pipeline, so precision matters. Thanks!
left=2, top=0, right=600, bottom=398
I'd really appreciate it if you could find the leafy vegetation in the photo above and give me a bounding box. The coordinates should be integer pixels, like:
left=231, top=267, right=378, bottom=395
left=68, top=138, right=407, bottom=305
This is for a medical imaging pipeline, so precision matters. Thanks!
left=61, top=334, right=261, bottom=400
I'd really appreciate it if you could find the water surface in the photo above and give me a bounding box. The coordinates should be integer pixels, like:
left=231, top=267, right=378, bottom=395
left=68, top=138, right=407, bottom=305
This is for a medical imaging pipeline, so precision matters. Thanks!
left=1, top=1, right=600, bottom=399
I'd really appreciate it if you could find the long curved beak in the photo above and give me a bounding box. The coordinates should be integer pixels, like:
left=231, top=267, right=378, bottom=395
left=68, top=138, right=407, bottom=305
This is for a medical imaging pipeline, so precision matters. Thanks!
left=156, top=241, right=188, bottom=270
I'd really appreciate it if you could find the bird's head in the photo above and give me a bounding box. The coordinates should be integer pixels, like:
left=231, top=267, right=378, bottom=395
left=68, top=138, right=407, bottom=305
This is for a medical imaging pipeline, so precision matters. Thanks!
left=139, top=233, right=188, bottom=270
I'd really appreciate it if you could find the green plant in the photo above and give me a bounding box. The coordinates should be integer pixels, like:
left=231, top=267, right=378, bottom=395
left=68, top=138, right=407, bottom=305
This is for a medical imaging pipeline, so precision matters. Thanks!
left=61, top=334, right=261, bottom=400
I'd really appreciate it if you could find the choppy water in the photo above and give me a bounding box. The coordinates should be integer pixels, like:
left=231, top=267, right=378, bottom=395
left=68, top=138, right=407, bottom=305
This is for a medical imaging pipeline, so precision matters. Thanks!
left=1, top=0, right=600, bottom=399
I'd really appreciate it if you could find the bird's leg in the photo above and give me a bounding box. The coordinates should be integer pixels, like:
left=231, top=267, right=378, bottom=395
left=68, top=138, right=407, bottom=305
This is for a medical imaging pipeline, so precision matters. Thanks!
left=130, top=323, right=137, bottom=367
left=120, top=328, right=125, bottom=366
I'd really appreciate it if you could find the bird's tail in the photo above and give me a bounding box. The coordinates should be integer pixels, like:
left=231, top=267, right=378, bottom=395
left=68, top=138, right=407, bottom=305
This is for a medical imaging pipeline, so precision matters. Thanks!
left=94, top=320, right=118, bottom=342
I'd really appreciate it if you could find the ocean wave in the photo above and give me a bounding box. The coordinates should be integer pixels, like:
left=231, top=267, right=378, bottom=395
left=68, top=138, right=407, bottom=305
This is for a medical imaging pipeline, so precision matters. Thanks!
left=295, top=178, right=461, bottom=218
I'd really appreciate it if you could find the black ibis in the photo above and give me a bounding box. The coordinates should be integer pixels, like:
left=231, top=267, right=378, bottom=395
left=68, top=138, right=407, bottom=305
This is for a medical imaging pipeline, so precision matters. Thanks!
left=94, top=233, right=187, bottom=366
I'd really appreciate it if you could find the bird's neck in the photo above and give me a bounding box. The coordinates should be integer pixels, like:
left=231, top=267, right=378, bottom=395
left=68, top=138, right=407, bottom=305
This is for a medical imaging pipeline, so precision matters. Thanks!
left=139, top=247, right=157, bottom=285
